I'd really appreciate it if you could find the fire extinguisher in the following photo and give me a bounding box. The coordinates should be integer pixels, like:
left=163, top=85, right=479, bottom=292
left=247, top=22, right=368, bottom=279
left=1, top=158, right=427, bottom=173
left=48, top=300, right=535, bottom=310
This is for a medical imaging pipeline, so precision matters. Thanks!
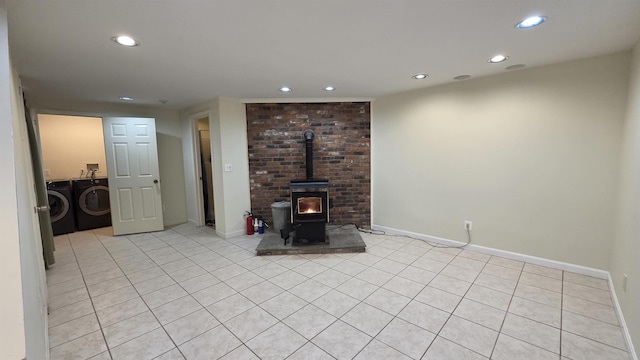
left=245, top=211, right=254, bottom=235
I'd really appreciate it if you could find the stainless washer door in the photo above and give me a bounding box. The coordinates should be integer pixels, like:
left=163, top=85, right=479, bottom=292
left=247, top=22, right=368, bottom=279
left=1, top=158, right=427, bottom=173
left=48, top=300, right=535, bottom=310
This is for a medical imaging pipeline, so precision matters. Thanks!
left=48, top=190, right=70, bottom=222
left=79, top=185, right=110, bottom=216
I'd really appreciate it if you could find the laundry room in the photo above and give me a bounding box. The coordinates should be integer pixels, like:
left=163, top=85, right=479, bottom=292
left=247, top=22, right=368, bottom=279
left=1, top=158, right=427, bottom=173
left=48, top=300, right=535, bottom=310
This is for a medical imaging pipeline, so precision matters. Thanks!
left=38, top=114, right=112, bottom=235
left=38, top=114, right=107, bottom=180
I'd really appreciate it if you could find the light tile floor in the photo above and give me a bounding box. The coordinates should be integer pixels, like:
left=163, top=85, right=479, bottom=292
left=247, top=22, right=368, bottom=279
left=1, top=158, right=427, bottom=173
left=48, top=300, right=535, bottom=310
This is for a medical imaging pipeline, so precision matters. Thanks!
left=46, top=224, right=633, bottom=360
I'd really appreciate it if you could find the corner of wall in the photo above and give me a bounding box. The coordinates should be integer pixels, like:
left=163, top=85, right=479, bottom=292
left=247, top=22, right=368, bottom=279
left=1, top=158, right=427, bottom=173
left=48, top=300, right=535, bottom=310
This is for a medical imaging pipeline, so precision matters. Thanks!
left=0, top=4, right=28, bottom=356
left=610, top=40, right=640, bottom=359
left=218, top=97, right=250, bottom=235
left=177, top=97, right=250, bottom=236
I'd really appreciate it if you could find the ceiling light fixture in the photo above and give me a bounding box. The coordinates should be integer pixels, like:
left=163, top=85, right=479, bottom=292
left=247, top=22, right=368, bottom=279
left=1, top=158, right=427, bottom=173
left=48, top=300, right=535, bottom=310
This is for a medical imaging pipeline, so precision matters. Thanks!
left=488, top=55, right=509, bottom=63
left=453, top=75, right=471, bottom=80
left=412, top=74, right=428, bottom=79
left=324, top=86, right=335, bottom=91
left=119, top=96, right=134, bottom=101
left=516, top=16, right=547, bottom=29
left=279, top=87, right=292, bottom=92
left=112, top=35, right=139, bottom=47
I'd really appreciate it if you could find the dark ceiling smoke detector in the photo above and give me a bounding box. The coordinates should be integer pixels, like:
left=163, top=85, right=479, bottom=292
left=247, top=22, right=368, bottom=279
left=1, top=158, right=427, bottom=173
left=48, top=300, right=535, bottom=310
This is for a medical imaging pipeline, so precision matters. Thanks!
left=506, top=64, right=526, bottom=70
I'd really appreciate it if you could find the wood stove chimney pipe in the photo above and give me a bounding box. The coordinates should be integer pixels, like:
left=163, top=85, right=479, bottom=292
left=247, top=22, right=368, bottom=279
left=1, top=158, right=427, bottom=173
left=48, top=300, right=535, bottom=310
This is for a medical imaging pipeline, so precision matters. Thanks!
left=304, top=131, right=314, bottom=179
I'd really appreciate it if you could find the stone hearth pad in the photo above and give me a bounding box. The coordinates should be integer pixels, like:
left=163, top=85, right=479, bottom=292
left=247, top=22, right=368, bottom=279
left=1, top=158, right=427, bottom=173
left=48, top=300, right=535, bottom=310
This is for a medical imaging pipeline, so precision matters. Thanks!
left=255, top=224, right=366, bottom=256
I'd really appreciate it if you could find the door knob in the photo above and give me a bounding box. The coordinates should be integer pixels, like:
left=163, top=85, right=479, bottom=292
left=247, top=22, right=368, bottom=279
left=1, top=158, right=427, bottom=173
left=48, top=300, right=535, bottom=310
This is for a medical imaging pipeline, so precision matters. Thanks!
left=153, top=180, right=159, bottom=184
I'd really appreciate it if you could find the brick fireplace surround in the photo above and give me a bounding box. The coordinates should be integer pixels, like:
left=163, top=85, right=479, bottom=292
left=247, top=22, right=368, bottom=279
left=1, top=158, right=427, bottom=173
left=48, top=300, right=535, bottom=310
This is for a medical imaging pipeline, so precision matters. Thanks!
left=246, top=102, right=371, bottom=229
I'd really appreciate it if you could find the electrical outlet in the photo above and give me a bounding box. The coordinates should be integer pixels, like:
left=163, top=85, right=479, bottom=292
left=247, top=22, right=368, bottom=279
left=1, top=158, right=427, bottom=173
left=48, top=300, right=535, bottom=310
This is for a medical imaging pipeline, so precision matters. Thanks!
left=623, top=274, right=628, bottom=292
left=464, top=220, right=472, bottom=231
left=224, top=163, right=233, bottom=172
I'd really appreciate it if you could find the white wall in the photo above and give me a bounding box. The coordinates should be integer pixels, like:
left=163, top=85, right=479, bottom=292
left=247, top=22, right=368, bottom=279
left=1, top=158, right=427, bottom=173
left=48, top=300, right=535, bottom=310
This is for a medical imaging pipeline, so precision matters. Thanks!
left=38, top=114, right=107, bottom=180
left=2, top=2, right=48, bottom=358
left=372, top=52, right=630, bottom=270
left=180, top=97, right=251, bottom=238
left=35, top=103, right=187, bottom=226
left=11, top=68, right=48, bottom=360
left=0, top=3, right=27, bottom=358
left=611, top=40, right=640, bottom=357
left=218, top=97, right=251, bottom=236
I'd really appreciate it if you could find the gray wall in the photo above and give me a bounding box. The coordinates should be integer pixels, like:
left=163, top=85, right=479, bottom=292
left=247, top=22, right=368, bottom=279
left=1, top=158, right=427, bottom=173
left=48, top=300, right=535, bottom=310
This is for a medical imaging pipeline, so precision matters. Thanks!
left=372, top=52, right=630, bottom=270
left=611, top=40, right=640, bottom=357
left=0, top=1, right=28, bottom=357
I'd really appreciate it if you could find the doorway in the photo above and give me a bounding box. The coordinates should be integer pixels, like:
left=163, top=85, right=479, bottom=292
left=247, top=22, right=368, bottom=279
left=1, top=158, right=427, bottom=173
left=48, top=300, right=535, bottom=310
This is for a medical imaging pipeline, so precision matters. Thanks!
left=37, top=114, right=111, bottom=235
left=37, top=114, right=107, bottom=181
left=197, top=116, right=215, bottom=226
left=37, top=114, right=165, bottom=236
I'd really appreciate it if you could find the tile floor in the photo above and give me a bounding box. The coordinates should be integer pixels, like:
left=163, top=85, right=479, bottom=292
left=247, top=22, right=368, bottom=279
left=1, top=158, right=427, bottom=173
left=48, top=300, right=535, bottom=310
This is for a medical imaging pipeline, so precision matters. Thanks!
left=46, top=224, right=633, bottom=360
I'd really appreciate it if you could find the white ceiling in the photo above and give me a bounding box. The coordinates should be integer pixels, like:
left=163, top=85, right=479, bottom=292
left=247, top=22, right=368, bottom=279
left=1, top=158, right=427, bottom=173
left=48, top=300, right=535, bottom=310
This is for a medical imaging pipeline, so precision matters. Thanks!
left=7, top=0, right=640, bottom=110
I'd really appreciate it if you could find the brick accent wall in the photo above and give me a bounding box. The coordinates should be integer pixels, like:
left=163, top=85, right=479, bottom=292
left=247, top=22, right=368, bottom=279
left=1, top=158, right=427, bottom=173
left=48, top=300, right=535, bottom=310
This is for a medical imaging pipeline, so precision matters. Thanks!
left=246, top=102, right=371, bottom=229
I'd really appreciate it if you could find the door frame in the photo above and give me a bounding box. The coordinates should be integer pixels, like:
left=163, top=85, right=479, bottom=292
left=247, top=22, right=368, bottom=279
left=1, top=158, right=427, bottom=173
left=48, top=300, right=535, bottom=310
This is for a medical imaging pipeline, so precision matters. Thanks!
left=187, top=110, right=210, bottom=227
left=34, top=110, right=107, bottom=198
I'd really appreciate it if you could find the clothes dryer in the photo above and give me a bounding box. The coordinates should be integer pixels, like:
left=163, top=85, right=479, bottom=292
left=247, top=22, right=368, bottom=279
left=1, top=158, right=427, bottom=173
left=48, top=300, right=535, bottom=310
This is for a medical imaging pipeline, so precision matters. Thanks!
left=47, top=180, right=75, bottom=236
left=72, top=178, right=112, bottom=231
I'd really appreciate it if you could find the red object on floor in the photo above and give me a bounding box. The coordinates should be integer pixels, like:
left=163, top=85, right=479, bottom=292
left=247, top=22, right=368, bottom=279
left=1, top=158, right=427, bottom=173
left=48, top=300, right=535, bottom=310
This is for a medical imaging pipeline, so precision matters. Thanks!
left=246, top=214, right=254, bottom=235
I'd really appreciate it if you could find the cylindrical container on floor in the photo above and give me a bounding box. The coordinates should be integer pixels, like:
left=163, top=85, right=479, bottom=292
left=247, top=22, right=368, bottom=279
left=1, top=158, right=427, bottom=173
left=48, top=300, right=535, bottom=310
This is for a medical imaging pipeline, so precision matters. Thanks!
left=271, top=201, right=291, bottom=234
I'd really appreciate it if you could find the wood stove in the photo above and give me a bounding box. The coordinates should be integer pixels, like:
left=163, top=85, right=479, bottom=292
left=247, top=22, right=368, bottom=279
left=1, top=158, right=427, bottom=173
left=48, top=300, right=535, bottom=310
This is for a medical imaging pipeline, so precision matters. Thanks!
left=290, top=180, right=329, bottom=243
left=289, top=131, right=329, bottom=244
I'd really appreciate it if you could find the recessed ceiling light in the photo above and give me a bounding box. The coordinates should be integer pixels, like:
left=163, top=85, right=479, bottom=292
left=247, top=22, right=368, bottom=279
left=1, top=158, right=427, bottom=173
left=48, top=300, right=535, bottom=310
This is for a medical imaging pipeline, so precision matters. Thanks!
left=119, top=96, right=134, bottom=101
left=488, top=55, right=509, bottom=63
left=453, top=75, right=471, bottom=80
left=516, top=16, right=547, bottom=29
left=412, top=74, right=428, bottom=79
left=505, top=64, right=526, bottom=70
left=324, top=86, right=335, bottom=91
left=111, top=35, right=139, bottom=47
left=279, top=87, right=292, bottom=92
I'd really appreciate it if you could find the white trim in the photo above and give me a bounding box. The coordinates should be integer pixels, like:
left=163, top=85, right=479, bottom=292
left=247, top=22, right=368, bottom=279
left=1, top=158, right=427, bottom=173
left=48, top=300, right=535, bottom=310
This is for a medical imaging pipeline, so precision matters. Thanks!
left=187, top=110, right=210, bottom=227
left=372, top=224, right=609, bottom=279
left=218, top=228, right=245, bottom=239
left=372, top=223, right=638, bottom=357
left=34, top=108, right=106, bottom=118
left=608, top=273, right=638, bottom=360
left=241, top=97, right=373, bottom=104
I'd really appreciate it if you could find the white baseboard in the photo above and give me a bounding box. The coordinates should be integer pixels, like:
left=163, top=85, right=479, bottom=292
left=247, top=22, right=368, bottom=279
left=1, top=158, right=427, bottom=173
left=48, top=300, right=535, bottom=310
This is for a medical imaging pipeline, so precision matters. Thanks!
left=371, top=224, right=608, bottom=279
left=608, top=273, right=638, bottom=360
left=218, top=228, right=246, bottom=239
left=372, top=224, right=637, bottom=359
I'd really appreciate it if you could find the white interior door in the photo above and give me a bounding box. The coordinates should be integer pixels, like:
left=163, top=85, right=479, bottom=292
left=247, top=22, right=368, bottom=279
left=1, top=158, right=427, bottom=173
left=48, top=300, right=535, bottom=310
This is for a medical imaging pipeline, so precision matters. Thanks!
left=103, top=117, right=164, bottom=235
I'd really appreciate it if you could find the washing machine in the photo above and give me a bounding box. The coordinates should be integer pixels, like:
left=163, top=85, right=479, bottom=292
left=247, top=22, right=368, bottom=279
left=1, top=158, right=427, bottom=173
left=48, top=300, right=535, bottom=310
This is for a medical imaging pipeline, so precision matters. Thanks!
left=47, top=180, right=76, bottom=236
left=72, top=178, right=112, bottom=231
